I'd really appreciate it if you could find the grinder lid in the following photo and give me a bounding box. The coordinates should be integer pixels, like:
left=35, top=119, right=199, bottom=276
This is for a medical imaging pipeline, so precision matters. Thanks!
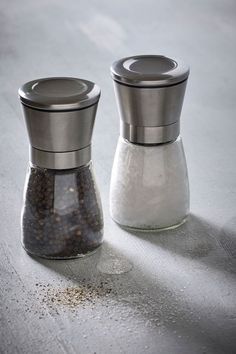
left=18, top=77, right=101, bottom=111
left=111, top=55, right=189, bottom=87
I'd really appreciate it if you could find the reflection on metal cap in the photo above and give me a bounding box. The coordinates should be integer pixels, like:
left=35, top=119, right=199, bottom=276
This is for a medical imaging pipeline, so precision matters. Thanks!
left=111, top=55, right=189, bottom=144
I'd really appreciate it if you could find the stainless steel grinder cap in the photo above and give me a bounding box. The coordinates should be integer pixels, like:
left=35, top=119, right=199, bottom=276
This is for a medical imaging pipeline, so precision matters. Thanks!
left=111, top=55, right=189, bottom=144
left=18, top=77, right=101, bottom=169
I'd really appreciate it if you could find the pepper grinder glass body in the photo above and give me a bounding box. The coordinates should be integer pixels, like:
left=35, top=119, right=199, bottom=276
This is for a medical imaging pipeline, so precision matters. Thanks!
left=109, top=55, right=190, bottom=231
left=22, top=162, right=103, bottom=258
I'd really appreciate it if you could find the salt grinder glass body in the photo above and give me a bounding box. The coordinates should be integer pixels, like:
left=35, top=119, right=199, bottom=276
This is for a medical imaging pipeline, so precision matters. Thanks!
left=110, top=55, right=190, bottom=230
left=19, top=77, right=103, bottom=259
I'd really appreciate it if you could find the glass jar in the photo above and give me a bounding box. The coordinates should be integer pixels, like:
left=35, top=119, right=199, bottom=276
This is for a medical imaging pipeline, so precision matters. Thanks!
left=22, top=162, right=103, bottom=258
left=18, top=77, right=103, bottom=258
left=110, top=136, right=189, bottom=230
left=110, top=55, right=190, bottom=231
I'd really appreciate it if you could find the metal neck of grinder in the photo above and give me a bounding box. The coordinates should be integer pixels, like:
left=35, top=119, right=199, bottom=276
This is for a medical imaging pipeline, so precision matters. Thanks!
left=111, top=55, right=189, bottom=145
left=18, top=77, right=101, bottom=169
left=29, top=145, right=92, bottom=170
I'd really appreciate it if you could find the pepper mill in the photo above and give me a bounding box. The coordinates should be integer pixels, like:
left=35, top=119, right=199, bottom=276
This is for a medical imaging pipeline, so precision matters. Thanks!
left=110, top=55, right=190, bottom=230
left=19, top=77, right=103, bottom=259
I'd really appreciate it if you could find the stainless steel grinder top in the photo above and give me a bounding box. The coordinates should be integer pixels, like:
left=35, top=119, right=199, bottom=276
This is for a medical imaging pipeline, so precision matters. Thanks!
left=111, top=55, right=189, bottom=144
left=19, top=77, right=101, bottom=169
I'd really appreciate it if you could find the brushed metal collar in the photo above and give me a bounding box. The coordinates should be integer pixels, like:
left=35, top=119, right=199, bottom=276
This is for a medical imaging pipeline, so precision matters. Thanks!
left=121, top=122, right=180, bottom=145
left=30, top=146, right=91, bottom=170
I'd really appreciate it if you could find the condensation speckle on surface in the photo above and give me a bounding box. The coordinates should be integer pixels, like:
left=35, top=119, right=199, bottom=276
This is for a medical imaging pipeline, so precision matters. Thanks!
left=97, top=249, right=133, bottom=275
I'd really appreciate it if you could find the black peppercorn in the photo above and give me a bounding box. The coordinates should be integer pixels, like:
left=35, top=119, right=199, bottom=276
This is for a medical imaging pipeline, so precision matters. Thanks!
left=22, top=163, right=103, bottom=259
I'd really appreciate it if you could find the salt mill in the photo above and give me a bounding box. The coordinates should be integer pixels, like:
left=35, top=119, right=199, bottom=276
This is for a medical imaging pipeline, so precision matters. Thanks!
left=19, top=77, right=103, bottom=258
left=110, top=55, right=190, bottom=230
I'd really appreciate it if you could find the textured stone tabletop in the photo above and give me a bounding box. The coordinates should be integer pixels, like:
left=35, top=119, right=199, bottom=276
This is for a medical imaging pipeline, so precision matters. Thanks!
left=0, top=0, right=236, bottom=353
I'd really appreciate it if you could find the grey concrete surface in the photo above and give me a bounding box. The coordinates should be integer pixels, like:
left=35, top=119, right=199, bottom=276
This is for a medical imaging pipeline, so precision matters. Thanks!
left=0, top=0, right=236, bottom=353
